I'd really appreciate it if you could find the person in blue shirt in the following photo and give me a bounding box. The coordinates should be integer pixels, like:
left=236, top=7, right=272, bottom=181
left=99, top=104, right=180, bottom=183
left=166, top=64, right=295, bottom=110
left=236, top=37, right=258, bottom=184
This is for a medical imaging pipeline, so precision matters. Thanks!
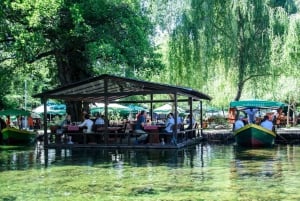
left=134, top=110, right=148, bottom=143
left=260, top=115, right=273, bottom=131
left=159, top=113, right=176, bottom=144
left=244, top=108, right=258, bottom=124
left=234, top=115, right=245, bottom=131
left=164, top=113, right=175, bottom=133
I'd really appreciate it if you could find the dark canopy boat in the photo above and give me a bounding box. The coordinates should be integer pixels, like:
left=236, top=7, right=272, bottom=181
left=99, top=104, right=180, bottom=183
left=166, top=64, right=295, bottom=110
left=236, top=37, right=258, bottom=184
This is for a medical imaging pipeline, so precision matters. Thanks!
left=229, top=100, right=286, bottom=147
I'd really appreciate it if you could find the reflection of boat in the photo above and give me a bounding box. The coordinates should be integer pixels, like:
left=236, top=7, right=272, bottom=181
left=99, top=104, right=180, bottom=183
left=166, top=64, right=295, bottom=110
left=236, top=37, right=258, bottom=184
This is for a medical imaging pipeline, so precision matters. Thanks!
left=230, top=100, right=286, bottom=147
left=1, top=127, right=36, bottom=145
left=233, top=147, right=276, bottom=178
left=234, top=146, right=275, bottom=160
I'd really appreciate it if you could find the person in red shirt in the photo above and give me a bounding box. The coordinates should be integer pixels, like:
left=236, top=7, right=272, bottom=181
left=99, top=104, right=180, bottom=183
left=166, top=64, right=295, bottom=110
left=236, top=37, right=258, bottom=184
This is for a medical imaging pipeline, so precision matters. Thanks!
left=5, top=115, right=11, bottom=127
left=27, top=115, right=34, bottom=129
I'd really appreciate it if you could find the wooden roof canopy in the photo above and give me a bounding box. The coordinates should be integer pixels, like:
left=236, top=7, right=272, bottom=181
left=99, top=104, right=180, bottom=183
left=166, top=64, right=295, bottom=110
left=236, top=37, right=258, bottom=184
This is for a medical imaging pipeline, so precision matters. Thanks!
left=33, top=74, right=212, bottom=103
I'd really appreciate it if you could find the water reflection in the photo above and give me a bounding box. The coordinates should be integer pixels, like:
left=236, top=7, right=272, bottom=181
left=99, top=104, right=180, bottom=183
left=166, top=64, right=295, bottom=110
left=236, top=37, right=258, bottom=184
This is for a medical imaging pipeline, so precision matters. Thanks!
left=232, top=147, right=278, bottom=178
left=1, top=144, right=300, bottom=200
left=0, top=147, right=36, bottom=171
left=0, top=143, right=206, bottom=171
left=43, top=148, right=191, bottom=168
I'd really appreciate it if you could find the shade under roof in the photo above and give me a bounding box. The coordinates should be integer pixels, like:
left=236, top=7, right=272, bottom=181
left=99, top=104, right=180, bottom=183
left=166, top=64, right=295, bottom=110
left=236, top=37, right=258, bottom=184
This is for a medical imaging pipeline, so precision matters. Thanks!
left=33, top=74, right=212, bottom=102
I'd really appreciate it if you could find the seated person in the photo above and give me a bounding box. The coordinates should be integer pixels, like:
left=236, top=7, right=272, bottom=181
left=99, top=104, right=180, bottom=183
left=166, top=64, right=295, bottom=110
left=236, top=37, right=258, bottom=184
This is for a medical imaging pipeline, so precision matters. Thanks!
left=176, top=115, right=184, bottom=131
left=95, top=113, right=105, bottom=125
left=234, top=115, right=244, bottom=131
left=78, top=114, right=94, bottom=133
left=260, top=115, right=273, bottom=131
left=185, top=114, right=196, bottom=129
left=134, top=110, right=148, bottom=143
left=165, top=113, right=175, bottom=133
left=159, top=113, right=175, bottom=143
left=61, top=114, right=71, bottom=127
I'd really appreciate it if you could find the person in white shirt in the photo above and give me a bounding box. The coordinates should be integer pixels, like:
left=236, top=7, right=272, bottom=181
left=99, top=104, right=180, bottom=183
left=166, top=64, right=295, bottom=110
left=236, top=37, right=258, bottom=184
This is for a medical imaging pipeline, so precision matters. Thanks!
left=164, top=113, right=175, bottom=133
left=260, top=115, right=273, bottom=131
left=78, top=114, right=94, bottom=133
left=234, top=115, right=245, bottom=131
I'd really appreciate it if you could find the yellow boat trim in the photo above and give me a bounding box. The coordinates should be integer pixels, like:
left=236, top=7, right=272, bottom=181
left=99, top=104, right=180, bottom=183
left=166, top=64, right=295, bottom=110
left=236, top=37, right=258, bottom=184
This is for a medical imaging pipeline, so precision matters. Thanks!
left=2, top=127, right=36, bottom=135
left=234, top=124, right=276, bottom=137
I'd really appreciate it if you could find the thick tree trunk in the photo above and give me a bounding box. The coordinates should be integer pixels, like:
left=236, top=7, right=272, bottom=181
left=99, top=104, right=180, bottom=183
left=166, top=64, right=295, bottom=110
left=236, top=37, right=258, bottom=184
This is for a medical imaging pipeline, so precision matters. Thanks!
left=54, top=38, right=91, bottom=122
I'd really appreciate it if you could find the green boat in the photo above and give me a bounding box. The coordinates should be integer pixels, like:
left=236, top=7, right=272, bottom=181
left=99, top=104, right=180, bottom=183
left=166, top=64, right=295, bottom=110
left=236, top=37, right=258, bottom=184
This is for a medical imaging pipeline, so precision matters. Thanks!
left=234, top=124, right=276, bottom=147
left=1, top=127, right=36, bottom=145
left=230, top=99, right=286, bottom=147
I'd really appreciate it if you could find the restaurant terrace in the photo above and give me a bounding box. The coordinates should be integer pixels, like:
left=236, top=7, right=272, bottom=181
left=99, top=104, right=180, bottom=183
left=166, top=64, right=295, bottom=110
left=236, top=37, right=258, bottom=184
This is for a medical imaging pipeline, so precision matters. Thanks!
left=33, top=74, right=212, bottom=149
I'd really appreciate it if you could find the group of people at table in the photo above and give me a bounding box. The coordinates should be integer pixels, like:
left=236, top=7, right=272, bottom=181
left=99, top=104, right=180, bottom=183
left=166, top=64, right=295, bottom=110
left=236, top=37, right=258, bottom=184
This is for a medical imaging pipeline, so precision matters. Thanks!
left=234, top=108, right=274, bottom=131
left=134, top=110, right=196, bottom=144
left=57, top=110, right=196, bottom=145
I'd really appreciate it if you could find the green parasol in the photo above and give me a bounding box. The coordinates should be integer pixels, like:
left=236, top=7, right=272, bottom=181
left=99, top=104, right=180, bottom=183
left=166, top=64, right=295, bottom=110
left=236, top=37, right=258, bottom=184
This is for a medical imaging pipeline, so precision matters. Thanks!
left=0, top=109, right=31, bottom=116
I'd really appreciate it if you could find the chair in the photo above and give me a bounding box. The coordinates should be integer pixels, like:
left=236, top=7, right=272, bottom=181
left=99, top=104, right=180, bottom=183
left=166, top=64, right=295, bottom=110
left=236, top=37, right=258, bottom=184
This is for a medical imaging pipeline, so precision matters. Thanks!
left=176, top=123, right=185, bottom=142
left=94, top=124, right=105, bottom=143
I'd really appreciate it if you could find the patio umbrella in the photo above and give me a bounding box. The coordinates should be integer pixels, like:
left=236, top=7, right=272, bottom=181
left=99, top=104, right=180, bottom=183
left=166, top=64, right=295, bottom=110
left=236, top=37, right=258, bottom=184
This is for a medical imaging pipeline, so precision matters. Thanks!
left=32, top=104, right=66, bottom=121
left=153, top=104, right=185, bottom=114
left=32, top=105, right=46, bottom=114
left=127, top=104, right=148, bottom=112
left=90, top=103, right=132, bottom=114
left=33, top=104, right=66, bottom=114
left=31, top=112, right=41, bottom=119
left=0, top=109, right=31, bottom=116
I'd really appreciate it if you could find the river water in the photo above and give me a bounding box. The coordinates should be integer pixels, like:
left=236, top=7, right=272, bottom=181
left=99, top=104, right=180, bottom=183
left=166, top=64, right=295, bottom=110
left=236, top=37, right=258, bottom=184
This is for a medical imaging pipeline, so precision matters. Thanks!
left=0, top=143, right=299, bottom=201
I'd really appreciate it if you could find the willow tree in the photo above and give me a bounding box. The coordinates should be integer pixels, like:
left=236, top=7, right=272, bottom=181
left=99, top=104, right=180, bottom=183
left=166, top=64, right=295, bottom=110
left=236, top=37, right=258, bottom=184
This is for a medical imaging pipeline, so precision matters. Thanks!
left=1, top=0, right=163, bottom=119
left=168, top=0, right=294, bottom=104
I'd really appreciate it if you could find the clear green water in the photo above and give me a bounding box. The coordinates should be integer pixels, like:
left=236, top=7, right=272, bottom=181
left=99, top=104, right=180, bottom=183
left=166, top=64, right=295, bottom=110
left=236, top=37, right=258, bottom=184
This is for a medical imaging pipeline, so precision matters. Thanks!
left=0, top=143, right=299, bottom=201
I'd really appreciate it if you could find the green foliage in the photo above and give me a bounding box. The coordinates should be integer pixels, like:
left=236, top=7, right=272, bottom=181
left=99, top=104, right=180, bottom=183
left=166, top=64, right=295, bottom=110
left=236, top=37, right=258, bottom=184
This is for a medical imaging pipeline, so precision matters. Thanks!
left=1, top=0, right=300, bottom=112
left=166, top=0, right=296, bottom=104
left=0, top=0, right=163, bottom=112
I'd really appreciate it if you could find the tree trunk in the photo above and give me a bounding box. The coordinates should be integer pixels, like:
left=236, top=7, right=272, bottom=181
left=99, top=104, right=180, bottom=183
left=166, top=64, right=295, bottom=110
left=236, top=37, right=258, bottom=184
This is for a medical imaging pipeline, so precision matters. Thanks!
left=54, top=38, right=91, bottom=122
left=234, top=81, right=244, bottom=101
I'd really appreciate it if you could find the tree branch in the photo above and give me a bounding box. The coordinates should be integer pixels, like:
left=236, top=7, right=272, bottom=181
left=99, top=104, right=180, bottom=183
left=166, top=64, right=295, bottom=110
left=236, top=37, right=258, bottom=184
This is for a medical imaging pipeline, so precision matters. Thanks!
left=241, top=73, right=279, bottom=85
left=27, top=50, right=55, bottom=63
left=0, top=56, right=15, bottom=63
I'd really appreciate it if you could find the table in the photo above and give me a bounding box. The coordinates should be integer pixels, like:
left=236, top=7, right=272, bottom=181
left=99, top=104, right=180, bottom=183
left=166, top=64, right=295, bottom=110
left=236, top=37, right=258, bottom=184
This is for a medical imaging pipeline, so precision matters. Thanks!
left=143, top=125, right=161, bottom=144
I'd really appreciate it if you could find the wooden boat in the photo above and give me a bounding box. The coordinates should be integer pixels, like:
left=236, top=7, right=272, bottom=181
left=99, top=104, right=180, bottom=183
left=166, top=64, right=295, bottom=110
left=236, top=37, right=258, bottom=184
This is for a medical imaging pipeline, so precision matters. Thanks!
left=230, top=99, right=286, bottom=147
left=1, top=127, right=36, bottom=145
left=234, top=124, right=276, bottom=147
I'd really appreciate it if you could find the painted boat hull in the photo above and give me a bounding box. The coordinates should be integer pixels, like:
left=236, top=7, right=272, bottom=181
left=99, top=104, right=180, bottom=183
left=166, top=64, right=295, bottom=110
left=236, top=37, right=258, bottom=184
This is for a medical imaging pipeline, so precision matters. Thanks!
left=1, top=127, right=36, bottom=145
left=234, top=124, right=276, bottom=147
